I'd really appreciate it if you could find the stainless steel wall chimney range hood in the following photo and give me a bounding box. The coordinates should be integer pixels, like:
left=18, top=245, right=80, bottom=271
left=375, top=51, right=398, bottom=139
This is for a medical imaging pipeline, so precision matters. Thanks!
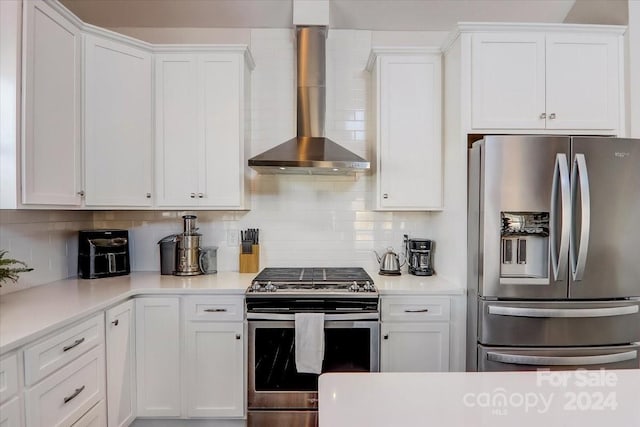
left=248, top=26, right=370, bottom=175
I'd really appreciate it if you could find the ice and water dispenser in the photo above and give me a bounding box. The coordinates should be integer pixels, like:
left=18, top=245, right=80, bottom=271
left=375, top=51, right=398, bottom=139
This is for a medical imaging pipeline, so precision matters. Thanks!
left=500, top=212, right=549, bottom=281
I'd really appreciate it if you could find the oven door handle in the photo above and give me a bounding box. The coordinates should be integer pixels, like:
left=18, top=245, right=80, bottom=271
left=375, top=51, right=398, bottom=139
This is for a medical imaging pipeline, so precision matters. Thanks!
left=246, top=312, right=380, bottom=321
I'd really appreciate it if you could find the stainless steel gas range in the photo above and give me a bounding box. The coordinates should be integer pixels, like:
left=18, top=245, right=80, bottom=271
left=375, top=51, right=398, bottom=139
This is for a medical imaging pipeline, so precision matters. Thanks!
left=245, top=267, right=379, bottom=427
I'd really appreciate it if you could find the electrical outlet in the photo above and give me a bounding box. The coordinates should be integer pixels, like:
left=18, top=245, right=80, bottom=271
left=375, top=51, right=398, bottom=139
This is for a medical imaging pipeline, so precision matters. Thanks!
left=227, top=229, right=239, bottom=246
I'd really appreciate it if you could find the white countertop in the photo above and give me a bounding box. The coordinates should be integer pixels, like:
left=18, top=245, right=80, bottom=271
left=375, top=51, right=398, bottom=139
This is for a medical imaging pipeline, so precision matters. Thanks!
left=370, top=270, right=464, bottom=295
left=0, top=270, right=463, bottom=354
left=319, top=370, right=640, bottom=427
left=0, top=272, right=254, bottom=353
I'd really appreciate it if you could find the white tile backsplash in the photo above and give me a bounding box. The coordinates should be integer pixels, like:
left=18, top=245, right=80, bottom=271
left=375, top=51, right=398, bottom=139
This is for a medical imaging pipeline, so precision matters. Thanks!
left=0, top=210, right=93, bottom=295
left=1, top=28, right=458, bottom=292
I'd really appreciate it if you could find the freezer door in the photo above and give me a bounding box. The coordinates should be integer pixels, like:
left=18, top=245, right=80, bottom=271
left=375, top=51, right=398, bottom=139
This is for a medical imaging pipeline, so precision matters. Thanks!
left=478, top=344, right=640, bottom=371
left=478, top=299, right=640, bottom=346
left=569, top=137, right=640, bottom=298
left=476, top=136, right=570, bottom=298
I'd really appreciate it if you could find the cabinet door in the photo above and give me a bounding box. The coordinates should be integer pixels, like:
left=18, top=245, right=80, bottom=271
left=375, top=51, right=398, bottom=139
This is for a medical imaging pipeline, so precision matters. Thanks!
left=135, top=298, right=181, bottom=417
left=377, top=54, right=442, bottom=210
left=106, top=300, right=135, bottom=427
left=545, top=33, right=620, bottom=130
left=155, top=54, right=200, bottom=206
left=471, top=33, right=546, bottom=129
left=84, top=35, right=153, bottom=207
left=198, top=54, right=243, bottom=208
left=184, top=321, right=244, bottom=418
left=0, top=397, right=22, bottom=427
left=22, top=0, right=82, bottom=205
left=380, top=322, right=449, bottom=372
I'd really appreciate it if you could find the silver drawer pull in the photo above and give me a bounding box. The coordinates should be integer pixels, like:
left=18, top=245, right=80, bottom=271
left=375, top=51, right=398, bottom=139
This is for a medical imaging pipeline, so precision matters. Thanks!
left=404, top=308, right=429, bottom=313
left=63, top=338, right=85, bottom=352
left=487, top=351, right=637, bottom=366
left=488, top=305, right=639, bottom=318
left=204, top=308, right=227, bottom=313
left=63, top=385, right=85, bottom=404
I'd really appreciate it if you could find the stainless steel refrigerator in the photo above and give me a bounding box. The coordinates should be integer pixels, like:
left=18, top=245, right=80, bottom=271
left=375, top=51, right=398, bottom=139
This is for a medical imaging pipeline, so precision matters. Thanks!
left=467, top=135, right=640, bottom=371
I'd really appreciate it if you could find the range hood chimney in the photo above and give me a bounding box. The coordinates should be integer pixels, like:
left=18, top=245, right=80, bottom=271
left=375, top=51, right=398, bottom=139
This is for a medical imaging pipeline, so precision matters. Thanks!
left=248, top=26, right=370, bottom=175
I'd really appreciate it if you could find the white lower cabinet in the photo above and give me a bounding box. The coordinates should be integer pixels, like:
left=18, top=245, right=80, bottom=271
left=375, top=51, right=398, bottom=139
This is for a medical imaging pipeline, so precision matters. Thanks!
left=25, top=346, right=105, bottom=427
left=184, top=321, right=244, bottom=417
left=0, top=351, right=22, bottom=427
left=380, top=296, right=451, bottom=372
left=106, top=300, right=136, bottom=427
left=135, top=295, right=246, bottom=420
left=0, top=397, right=23, bottom=427
left=135, top=297, right=181, bottom=417
left=381, top=322, right=450, bottom=372
left=72, top=401, right=107, bottom=427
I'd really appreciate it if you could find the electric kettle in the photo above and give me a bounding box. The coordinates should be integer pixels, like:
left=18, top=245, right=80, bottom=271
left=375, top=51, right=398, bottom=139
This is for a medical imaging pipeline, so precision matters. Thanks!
left=374, top=247, right=404, bottom=276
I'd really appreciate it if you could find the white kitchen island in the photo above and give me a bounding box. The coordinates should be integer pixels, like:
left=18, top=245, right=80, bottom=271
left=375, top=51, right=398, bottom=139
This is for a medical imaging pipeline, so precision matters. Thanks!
left=319, top=370, right=640, bottom=427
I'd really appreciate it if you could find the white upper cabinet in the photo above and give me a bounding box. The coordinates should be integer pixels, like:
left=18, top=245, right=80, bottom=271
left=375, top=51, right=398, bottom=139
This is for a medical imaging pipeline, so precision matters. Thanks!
left=155, top=50, right=252, bottom=209
left=544, top=33, right=620, bottom=130
left=368, top=49, right=443, bottom=211
left=470, top=27, right=623, bottom=132
left=155, top=54, right=200, bottom=206
left=471, top=33, right=546, bottom=129
left=22, top=0, right=82, bottom=205
left=18, top=0, right=254, bottom=210
left=84, top=34, right=153, bottom=207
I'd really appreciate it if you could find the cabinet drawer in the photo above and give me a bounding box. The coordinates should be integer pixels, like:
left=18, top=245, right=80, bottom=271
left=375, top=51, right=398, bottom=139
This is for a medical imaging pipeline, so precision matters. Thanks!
left=25, top=346, right=105, bottom=427
left=0, top=352, right=19, bottom=403
left=381, top=296, right=450, bottom=322
left=184, top=296, right=244, bottom=321
left=24, top=313, right=104, bottom=386
left=0, top=396, right=22, bottom=427
left=71, top=400, right=106, bottom=427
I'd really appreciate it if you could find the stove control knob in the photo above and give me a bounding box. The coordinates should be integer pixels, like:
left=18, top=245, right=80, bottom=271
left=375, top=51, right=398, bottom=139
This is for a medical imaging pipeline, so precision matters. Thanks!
left=348, top=282, right=361, bottom=292
left=251, top=281, right=262, bottom=292
left=363, top=282, right=374, bottom=292
left=265, top=282, right=277, bottom=292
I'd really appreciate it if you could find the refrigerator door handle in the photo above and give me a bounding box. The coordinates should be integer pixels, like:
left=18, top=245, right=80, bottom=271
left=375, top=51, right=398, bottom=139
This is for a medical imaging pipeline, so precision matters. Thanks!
left=487, top=350, right=637, bottom=366
left=550, top=153, right=571, bottom=281
left=571, top=153, right=591, bottom=281
left=488, top=305, right=639, bottom=318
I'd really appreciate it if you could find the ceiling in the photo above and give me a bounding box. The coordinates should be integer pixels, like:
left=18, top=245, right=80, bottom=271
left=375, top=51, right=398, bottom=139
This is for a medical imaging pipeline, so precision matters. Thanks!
left=59, top=0, right=628, bottom=31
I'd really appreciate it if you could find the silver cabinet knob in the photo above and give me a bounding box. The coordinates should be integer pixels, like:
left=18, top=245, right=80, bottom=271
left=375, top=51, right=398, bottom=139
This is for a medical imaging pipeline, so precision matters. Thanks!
left=235, top=334, right=241, bottom=340
left=111, top=319, right=119, bottom=326
left=549, top=113, right=556, bottom=119
left=383, top=334, right=389, bottom=340
left=539, top=113, right=547, bottom=119
left=198, top=193, right=204, bottom=198
left=190, top=193, right=196, bottom=198
left=77, top=190, right=85, bottom=197
left=383, top=193, right=389, bottom=199
left=146, top=193, right=151, bottom=199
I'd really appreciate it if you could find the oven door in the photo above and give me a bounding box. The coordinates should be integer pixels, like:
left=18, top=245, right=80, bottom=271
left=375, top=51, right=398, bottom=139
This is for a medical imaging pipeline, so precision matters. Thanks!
left=248, top=318, right=379, bottom=410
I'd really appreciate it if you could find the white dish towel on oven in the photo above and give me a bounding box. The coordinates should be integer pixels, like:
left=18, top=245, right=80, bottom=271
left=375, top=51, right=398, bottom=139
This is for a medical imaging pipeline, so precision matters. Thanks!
left=295, top=312, right=325, bottom=374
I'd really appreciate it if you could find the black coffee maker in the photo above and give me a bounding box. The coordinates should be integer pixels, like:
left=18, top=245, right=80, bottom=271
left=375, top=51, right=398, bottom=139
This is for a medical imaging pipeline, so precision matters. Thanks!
left=406, top=238, right=434, bottom=276
left=78, top=230, right=130, bottom=279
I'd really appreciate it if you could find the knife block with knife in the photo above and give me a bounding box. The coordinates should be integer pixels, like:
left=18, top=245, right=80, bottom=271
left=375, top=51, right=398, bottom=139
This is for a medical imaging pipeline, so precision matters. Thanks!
left=239, top=228, right=260, bottom=273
